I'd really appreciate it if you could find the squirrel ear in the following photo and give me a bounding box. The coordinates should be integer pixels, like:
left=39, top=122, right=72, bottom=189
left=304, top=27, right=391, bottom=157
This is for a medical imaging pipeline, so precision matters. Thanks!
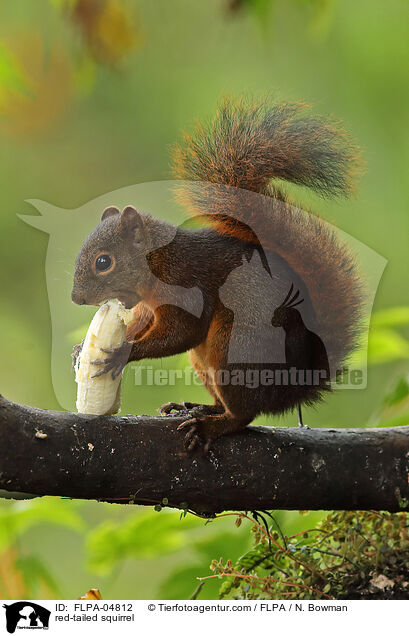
left=120, top=206, right=144, bottom=239
left=101, top=206, right=120, bottom=221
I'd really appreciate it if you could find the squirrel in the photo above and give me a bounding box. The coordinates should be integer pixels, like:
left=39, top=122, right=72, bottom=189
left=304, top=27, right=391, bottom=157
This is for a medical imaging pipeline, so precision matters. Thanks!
left=72, top=97, right=363, bottom=453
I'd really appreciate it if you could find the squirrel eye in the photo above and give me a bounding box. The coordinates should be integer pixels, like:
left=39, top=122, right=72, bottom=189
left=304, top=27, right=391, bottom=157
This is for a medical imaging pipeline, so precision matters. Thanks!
left=95, top=254, right=113, bottom=273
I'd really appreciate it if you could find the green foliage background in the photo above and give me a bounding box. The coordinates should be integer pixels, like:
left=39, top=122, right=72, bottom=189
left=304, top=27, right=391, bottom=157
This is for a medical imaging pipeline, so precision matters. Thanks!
left=0, top=0, right=408, bottom=599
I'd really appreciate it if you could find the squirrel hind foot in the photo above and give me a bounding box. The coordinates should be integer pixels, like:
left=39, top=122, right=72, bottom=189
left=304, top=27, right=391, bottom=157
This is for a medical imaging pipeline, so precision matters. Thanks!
left=177, top=412, right=251, bottom=455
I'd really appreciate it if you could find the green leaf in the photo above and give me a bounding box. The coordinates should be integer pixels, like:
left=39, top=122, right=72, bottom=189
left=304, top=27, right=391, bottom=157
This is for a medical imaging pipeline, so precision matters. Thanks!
left=382, top=375, right=409, bottom=407
left=367, top=329, right=409, bottom=364
left=86, top=510, right=200, bottom=575
left=371, top=307, right=409, bottom=328
left=219, top=577, right=239, bottom=600
left=158, top=565, right=205, bottom=600
left=16, top=555, right=63, bottom=599
left=370, top=374, right=409, bottom=428
left=349, top=308, right=409, bottom=368
left=375, top=412, right=409, bottom=428
left=243, top=0, right=275, bottom=23
left=193, top=530, right=250, bottom=562
left=0, top=498, right=85, bottom=550
left=0, top=42, right=30, bottom=106
left=158, top=527, right=250, bottom=600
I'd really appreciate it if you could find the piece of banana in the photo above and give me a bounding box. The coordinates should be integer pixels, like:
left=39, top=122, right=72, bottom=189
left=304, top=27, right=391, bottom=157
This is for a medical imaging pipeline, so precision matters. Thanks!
left=75, top=301, right=134, bottom=415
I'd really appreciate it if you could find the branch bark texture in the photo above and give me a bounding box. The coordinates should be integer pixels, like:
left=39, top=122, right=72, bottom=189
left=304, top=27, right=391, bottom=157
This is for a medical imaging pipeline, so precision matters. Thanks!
left=0, top=396, right=408, bottom=514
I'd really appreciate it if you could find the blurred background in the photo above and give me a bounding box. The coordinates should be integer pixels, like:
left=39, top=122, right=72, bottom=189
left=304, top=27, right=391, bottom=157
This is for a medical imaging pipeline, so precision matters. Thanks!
left=0, top=0, right=408, bottom=600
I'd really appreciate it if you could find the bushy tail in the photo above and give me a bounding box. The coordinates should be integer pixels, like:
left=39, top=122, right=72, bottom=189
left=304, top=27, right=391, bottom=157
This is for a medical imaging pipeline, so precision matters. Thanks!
left=172, top=96, right=361, bottom=199
left=171, top=96, right=364, bottom=372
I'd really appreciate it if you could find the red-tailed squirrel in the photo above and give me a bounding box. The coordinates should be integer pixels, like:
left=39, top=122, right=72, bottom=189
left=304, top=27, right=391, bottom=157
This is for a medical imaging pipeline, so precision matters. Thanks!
left=72, top=97, right=363, bottom=453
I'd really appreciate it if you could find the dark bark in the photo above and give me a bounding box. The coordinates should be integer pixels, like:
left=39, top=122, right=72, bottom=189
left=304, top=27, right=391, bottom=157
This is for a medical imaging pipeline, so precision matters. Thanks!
left=0, top=395, right=408, bottom=515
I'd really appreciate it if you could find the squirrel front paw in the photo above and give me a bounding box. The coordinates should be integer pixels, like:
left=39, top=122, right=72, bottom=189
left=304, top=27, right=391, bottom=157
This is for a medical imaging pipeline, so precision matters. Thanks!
left=91, top=341, right=132, bottom=380
left=159, top=401, right=203, bottom=415
left=159, top=402, right=225, bottom=416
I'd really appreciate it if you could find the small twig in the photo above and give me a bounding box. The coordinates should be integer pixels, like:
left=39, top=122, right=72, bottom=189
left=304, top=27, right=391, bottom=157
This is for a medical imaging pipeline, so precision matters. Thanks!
left=189, top=581, right=205, bottom=600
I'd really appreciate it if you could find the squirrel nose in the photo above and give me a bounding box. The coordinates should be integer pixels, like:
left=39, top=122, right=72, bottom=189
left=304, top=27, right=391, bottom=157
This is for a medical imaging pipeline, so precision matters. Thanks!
left=71, top=290, right=86, bottom=305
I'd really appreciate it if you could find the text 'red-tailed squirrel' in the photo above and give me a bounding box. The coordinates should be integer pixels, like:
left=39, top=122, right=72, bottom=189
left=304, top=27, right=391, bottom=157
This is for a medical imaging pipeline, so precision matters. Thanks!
left=72, top=97, right=363, bottom=453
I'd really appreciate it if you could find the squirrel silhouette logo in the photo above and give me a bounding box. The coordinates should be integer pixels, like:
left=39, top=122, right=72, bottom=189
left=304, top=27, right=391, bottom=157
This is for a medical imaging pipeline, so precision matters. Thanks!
left=3, top=602, right=50, bottom=633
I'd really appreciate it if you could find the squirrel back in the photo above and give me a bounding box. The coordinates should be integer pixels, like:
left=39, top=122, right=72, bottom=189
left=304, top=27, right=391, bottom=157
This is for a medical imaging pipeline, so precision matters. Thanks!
left=171, top=97, right=363, bottom=374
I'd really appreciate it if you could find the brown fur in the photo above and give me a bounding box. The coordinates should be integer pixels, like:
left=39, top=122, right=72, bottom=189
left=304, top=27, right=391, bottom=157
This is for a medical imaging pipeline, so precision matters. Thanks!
left=172, top=97, right=363, bottom=374
left=72, top=96, right=364, bottom=452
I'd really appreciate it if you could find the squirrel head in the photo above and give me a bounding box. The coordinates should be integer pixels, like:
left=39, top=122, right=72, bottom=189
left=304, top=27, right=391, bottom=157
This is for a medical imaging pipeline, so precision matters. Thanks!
left=271, top=284, right=304, bottom=329
left=72, top=205, right=148, bottom=308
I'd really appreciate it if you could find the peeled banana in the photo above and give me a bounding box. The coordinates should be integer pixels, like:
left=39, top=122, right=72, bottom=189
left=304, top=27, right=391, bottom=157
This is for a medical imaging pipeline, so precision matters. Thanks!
left=75, top=300, right=134, bottom=415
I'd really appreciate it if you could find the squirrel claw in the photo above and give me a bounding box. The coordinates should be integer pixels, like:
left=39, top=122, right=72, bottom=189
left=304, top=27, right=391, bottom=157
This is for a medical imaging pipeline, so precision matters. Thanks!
left=71, top=339, right=84, bottom=370
left=176, top=417, right=198, bottom=431
left=91, top=342, right=131, bottom=380
left=203, top=439, right=212, bottom=455
left=161, top=402, right=223, bottom=416
left=91, top=365, right=111, bottom=379
left=177, top=418, right=195, bottom=431
left=186, top=434, right=201, bottom=453
left=182, top=418, right=202, bottom=453
left=178, top=417, right=214, bottom=455
left=159, top=401, right=196, bottom=415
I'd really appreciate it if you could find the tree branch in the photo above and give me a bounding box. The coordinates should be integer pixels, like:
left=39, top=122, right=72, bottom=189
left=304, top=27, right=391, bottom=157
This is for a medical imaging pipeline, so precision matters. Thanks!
left=0, top=395, right=408, bottom=515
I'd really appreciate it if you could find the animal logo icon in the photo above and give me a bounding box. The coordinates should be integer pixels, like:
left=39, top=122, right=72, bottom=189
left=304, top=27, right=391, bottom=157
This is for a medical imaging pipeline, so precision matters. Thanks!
left=3, top=602, right=51, bottom=634
left=272, top=283, right=330, bottom=426
left=271, top=283, right=330, bottom=374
